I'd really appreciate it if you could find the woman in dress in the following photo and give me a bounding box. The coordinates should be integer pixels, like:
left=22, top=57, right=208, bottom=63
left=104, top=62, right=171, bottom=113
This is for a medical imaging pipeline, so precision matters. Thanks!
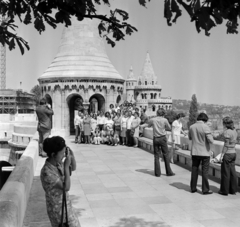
left=218, top=117, right=238, bottom=196
left=169, top=113, right=186, bottom=163
left=83, top=112, right=91, bottom=144
left=40, top=136, right=80, bottom=227
left=131, top=112, right=141, bottom=147
left=120, top=111, right=128, bottom=145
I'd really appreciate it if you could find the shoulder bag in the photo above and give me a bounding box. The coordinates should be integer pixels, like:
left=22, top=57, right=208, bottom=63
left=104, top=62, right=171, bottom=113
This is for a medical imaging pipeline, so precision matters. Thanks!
left=59, top=182, right=69, bottom=227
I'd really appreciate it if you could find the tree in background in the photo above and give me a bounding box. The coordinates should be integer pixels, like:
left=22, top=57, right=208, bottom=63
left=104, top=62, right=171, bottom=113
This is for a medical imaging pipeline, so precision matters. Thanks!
left=188, top=94, right=198, bottom=128
left=0, top=0, right=148, bottom=54
left=164, top=0, right=240, bottom=36
left=30, top=84, right=41, bottom=105
left=165, top=110, right=177, bottom=125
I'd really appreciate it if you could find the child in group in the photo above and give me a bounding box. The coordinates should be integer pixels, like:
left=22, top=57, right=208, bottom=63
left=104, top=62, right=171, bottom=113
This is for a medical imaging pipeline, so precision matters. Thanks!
left=93, top=126, right=102, bottom=145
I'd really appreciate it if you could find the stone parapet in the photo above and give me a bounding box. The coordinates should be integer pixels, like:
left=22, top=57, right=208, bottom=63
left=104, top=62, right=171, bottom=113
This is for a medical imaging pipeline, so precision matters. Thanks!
left=142, top=127, right=240, bottom=166
left=0, top=132, right=39, bottom=227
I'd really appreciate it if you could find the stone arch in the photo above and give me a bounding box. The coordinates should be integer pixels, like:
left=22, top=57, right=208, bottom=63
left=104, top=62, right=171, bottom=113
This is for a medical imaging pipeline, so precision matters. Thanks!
left=152, top=104, right=156, bottom=112
left=89, top=93, right=105, bottom=113
left=116, top=95, right=121, bottom=104
left=154, top=93, right=157, bottom=99
left=66, top=93, right=84, bottom=135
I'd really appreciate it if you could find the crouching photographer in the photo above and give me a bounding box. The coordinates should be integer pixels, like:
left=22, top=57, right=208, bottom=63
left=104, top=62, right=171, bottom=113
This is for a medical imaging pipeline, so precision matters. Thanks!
left=40, top=136, right=80, bottom=227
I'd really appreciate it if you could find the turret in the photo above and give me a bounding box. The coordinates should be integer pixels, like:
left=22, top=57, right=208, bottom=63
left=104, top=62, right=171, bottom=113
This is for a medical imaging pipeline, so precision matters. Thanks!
left=126, top=66, right=137, bottom=102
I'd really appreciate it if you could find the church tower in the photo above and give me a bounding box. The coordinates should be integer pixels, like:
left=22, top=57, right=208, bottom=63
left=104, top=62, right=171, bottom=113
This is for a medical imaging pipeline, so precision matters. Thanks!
left=126, top=66, right=137, bottom=102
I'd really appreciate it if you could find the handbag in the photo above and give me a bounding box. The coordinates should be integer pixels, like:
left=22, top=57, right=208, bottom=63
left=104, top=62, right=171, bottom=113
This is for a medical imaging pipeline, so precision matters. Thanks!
left=59, top=182, right=69, bottom=227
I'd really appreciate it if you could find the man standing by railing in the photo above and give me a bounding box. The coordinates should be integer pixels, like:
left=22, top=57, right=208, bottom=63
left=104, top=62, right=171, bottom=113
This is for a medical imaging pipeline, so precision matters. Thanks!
left=188, top=112, right=214, bottom=194
left=36, top=98, right=54, bottom=157
left=142, top=109, right=175, bottom=177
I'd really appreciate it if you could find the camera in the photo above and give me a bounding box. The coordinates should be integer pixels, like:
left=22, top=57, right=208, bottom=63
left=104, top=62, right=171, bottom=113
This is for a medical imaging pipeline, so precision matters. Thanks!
left=65, top=147, right=70, bottom=156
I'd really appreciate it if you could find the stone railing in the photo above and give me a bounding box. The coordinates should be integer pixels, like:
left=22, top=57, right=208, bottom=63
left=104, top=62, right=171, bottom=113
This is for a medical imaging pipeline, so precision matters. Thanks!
left=139, top=128, right=240, bottom=186
left=141, top=128, right=240, bottom=166
left=0, top=132, right=39, bottom=227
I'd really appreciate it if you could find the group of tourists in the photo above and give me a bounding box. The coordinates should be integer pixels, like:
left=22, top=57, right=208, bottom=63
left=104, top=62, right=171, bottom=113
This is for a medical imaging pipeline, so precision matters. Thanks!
left=36, top=97, right=238, bottom=227
left=74, top=103, right=148, bottom=148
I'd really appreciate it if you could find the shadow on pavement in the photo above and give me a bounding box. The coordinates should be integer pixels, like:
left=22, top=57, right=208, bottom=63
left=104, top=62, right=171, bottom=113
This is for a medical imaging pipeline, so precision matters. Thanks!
left=109, top=217, right=172, bottom=227
left=135, top=169, right=155, bottom=176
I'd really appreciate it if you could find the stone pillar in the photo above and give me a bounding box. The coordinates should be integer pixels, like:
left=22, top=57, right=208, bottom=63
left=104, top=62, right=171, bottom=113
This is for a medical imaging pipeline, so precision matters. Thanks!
left=54, top=87, right=62, bottom=129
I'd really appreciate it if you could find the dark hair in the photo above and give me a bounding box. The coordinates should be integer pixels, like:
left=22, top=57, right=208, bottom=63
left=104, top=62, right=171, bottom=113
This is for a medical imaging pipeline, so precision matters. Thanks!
left=176, top=113, right=185, bottom=120
left=40, top=98, right=46, bottom=105
left=43, top=136, right=66, bottom=157
left=134, top=112, right=139, bottom=117
left=197, top=113, right=208, bottom=122
left=105, top=111, right=111, bottom=118
left=110, top=104, right=114, bottom=108
left=157, top=108, right=165, bottom=117
left=223, top=116, right=234, bottom=130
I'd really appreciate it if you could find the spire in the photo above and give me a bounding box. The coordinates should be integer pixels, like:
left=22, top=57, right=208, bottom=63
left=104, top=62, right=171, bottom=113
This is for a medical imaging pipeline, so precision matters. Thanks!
left=39, top=18, right=124, bottom=82
left=127, top=66, right=136, bottom=81
left=140, top=52, right=156, bottom=80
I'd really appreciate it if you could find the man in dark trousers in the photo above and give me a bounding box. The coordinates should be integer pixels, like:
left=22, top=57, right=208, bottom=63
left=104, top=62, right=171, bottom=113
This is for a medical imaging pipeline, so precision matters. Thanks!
left=36, top=98, right=54, bottom=157
left=188, top=113, right=214, bottom=195
left=143, top=109, right=175, bottom=177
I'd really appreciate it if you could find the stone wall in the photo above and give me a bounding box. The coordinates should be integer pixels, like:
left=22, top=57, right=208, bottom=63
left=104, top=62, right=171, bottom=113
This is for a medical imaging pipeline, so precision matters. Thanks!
left=0, top=132, right=39, bottom=227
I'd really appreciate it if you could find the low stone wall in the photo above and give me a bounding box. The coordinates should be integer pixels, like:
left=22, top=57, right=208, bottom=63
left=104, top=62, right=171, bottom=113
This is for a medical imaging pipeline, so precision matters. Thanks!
left=0, top=132, right=39, bottom=227
left=142, top=128, right=240, bottom=166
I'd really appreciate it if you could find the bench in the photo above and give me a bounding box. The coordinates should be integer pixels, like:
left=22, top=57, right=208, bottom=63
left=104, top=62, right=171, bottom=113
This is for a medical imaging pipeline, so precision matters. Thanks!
left=138, top=136, right=240, bottom=187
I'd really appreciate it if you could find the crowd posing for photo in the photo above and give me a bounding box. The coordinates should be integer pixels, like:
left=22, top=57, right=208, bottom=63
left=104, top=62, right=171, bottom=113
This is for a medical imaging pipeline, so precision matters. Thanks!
left=38, top=101, right=238, bottom=227
left=74, top=104, right=148, bottom=148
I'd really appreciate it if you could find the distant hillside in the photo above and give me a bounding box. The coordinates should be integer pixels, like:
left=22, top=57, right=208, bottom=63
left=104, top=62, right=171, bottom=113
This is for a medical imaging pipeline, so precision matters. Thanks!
left=172, top=99, right=240, bottom=129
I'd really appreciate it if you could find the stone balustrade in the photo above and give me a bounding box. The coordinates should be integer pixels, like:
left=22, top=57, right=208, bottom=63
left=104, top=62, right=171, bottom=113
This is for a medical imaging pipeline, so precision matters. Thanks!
left=0, top=132, right=39, bottom=227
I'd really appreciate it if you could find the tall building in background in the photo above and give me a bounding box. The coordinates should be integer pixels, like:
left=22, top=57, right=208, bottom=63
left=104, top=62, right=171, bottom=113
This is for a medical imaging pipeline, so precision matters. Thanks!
left=0, top=16, right=6, bottom=89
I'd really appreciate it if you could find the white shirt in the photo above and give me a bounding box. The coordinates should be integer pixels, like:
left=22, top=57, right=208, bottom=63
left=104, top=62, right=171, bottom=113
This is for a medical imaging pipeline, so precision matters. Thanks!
left=126, top=116, right=134, bottom=129
left=74, top=115, right=82, bottom=126
left=97, top=116, right=105, bottom=125
left=105, top=119, right=114, bottom=130
left=172, top=120, right=182, bottom=135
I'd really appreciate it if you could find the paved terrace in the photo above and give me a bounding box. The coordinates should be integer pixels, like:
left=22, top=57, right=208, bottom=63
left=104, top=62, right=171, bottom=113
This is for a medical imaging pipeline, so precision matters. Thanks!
left=23, top=136, right=240, bottom=227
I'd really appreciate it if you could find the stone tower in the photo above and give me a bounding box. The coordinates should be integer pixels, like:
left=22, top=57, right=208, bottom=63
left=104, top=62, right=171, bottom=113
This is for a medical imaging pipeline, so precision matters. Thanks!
left=38, top=18, right=125, bottom=136
left=126, top=66, right=137, bottom=102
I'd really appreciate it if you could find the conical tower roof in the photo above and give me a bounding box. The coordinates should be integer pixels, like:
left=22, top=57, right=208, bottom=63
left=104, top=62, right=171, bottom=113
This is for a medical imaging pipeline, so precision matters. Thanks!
left=140, top=52, right=157, bottom=81
left=39, top=18, right=124, bottom=82
left=126, top=66, right=137, bottom=81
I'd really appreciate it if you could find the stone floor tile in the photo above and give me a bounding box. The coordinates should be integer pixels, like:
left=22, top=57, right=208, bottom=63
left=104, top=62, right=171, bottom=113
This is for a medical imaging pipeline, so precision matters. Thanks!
left=106, top=186, right=133, bottom=193
left=149, top=203, right=185, bottom=214
left=186, top=209, right=225, bottom=221
left=121, top=205, right=156, bottom=215
left=81, top=184, right=109, bottom=194
left=78, top=217, right=100, bottom=227
left=89, top=199, right=119, bottom=208
left=92, top=207, right=125, bottom=218
left=86, top=193, right=113, bottom=201
left=142, top=196, right=172, bottom=205
left=165, top=219, right=205, bottom=227
left=202, top=199, right=238, bottom=209
left=199, top=218, right=239, bottom=227
left=103, top=181, right=127, bottom=188
left=111, top=191, right=138, bottom=199
left=114, top=198, right=146, bottom=207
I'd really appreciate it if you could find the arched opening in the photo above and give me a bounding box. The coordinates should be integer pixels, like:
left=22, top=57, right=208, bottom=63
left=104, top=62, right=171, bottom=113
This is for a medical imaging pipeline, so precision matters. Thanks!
left=45, top=94, right=52, bottom=107
left=150, top=93, right=153, bottom=99
left=141, top=94, right=144, bottom=99
left=152, top=104, right=156, bottom=112
left=116, top=95, right=121, bottom=104
left=67, top=94, right=84, bottom=135
left=154, top=93, right=157, bottom=99
left=89, top=93, right=105, bottom=114
left=45, top=94, right=53, bottom=129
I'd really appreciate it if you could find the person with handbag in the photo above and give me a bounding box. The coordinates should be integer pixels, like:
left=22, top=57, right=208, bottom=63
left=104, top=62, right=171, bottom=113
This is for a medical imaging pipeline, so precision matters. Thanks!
left=131, top=112, right=141, bottom=148
left=40, top=136, right=80, bottom=227
left=218, top=117, right=238, bottom=196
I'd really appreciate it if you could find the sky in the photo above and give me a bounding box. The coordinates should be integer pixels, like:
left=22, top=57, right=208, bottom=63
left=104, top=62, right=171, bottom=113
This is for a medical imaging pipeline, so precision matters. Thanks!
left=5, top=1, right=240, bottom=106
